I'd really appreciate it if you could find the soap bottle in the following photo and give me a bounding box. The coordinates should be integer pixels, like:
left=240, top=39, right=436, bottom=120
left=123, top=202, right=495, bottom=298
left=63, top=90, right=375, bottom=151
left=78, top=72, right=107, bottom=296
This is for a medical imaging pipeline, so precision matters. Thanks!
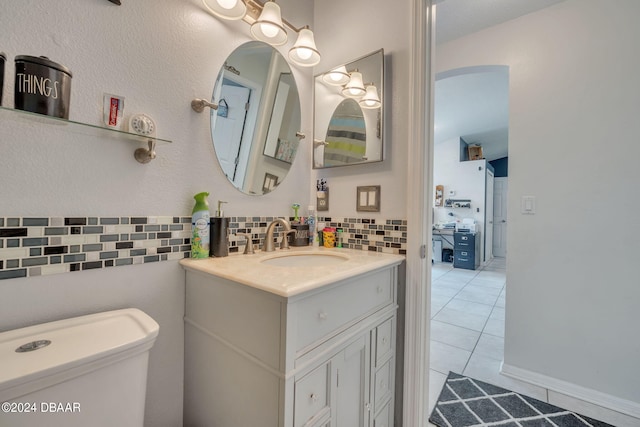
left=191, top=192, right=210, bottom=258
left=210, top=200, right=229, bottom=257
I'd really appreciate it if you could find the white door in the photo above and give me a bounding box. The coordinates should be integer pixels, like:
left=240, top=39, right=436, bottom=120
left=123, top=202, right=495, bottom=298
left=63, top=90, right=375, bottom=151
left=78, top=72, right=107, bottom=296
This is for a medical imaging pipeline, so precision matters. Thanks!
left=493, top=177, right=508, bottom=257
left=212, top=84, right=251, bottom=187
left=484, top=169, right=494, bottom=263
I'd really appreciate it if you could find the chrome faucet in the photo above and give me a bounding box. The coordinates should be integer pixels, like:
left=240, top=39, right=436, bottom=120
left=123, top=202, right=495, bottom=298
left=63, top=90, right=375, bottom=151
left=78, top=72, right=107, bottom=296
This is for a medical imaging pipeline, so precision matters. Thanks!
left=262, top=218, right=292, bottom=252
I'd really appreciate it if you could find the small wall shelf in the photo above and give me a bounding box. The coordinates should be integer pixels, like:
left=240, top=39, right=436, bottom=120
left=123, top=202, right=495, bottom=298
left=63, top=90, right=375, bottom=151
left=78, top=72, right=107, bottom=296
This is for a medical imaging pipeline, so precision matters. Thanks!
left=444, top=199, right=471, bottom=208
left=1, top=106, right=172, bottom=163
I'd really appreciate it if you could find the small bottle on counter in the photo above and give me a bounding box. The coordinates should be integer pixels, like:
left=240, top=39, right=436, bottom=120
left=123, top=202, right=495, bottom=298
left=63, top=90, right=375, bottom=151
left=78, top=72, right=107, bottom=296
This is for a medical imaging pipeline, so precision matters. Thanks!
left=336, top=228, right=344, bottom=248
left=307, top=205, right=316, bottom=246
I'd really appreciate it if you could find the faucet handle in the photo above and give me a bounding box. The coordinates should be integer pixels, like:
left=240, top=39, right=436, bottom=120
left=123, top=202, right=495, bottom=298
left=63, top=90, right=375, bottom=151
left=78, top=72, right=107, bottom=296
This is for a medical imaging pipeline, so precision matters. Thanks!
left=281, top=230, right=296, bottom=250
left=236, top=233, right=254, bottom=254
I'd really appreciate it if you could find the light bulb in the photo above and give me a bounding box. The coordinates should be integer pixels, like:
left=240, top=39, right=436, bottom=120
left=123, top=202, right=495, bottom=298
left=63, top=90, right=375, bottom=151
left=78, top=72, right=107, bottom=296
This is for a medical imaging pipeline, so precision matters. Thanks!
left=322, top=66, right=349, bottom=86
left=288, top=27, right=320, bottom=67
left=217, top=0, right=237, bottom=9
left=341, top=70, right=366, bottom=98
left=250, top=1, right=287, bottom=45
left=295, top=47, right=313, bottom=60
left=359, top=84, right=381, bottom=109
left=260, top=22, right=279, bottom=38
left=203, top=0, right=246, bottom=20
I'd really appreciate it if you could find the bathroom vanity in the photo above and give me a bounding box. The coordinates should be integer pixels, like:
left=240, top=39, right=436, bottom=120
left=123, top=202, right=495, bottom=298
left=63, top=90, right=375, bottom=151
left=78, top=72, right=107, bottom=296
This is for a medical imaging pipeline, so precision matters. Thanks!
left=180, top=247, right=404, bottom=427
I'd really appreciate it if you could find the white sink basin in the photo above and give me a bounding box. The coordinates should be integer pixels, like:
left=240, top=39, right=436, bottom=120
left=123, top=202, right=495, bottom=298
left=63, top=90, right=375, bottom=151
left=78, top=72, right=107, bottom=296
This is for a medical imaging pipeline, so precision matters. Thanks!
left=260, top=252, right=349, bottom=267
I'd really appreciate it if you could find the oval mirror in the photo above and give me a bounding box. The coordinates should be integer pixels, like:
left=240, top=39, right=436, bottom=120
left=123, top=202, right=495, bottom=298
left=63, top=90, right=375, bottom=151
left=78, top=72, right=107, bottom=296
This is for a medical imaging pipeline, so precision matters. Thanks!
left=321, top=99, right=366, bottom=166
left=211, top=41, right=301, bottom=195
left=313, top=49, right=384, bottom=168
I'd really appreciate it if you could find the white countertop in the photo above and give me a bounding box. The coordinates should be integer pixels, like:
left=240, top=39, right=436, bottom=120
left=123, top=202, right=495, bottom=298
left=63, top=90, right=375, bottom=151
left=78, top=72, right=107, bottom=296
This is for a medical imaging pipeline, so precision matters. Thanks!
left=180, top=246, right=405, bottom=297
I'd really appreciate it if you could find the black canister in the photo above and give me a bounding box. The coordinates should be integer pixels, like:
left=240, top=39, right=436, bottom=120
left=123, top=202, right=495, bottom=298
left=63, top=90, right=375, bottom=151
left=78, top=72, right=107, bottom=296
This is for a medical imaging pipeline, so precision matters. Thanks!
left=210, top=217, right=230, bottom=257
left=289, top=223, right=310, bottom=247
left=0, top=52, right=5, bottom=106
left=14, top=55, right=72, bottom=119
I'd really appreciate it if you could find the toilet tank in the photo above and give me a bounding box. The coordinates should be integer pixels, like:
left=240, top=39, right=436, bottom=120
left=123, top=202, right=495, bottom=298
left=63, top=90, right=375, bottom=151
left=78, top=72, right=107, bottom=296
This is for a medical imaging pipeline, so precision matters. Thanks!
left=0, top=308, right=159, bottom=427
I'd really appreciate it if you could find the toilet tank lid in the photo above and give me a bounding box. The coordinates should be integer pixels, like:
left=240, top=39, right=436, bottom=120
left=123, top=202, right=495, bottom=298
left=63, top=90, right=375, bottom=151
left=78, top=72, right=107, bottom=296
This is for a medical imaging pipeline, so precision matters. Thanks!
left=0, top=308, right=159, bottom=392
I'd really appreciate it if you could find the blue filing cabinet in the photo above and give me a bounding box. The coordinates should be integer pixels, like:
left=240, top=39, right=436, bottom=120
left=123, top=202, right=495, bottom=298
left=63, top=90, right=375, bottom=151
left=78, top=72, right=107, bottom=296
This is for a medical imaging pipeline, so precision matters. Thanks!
left=453, top=232, right=480, bottom=270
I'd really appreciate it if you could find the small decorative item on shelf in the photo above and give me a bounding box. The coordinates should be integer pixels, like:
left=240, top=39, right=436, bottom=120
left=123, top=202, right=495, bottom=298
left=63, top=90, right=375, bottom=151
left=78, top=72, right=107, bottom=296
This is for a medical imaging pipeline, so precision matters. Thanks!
left=14, top=55, right=72, bottom=119
left=468, top=145, right=483, bottom=160
left=128, top=113, right=156, bottom=137
left=435, top=185, right=444, bottom=207
left=445, top=199, right=472, bottom=208
left=103, top=93, right=125, bottom=129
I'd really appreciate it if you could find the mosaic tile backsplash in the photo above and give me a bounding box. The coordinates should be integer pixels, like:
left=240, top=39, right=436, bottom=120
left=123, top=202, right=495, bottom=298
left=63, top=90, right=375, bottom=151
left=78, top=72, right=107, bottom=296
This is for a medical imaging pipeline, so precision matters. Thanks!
left=0, top=216, right=407, bottom=281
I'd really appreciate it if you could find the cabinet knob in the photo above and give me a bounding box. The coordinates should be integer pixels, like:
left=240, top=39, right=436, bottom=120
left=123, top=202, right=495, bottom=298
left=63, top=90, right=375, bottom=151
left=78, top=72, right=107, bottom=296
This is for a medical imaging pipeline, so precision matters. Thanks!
left=365, top=402, right=371, bottom=411
left=382, top=337, right=388, bottom=345
left=318, top=311, right=327, bottom=321
left=376, top=286, right=384, bottom=294
left=310, top=393, right=318, bottom=403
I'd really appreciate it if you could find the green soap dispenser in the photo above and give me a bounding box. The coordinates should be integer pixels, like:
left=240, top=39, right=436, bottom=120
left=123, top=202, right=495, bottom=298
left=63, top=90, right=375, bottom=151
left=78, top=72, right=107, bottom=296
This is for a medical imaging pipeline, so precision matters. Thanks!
left=191, top=192, right=210, bottom=258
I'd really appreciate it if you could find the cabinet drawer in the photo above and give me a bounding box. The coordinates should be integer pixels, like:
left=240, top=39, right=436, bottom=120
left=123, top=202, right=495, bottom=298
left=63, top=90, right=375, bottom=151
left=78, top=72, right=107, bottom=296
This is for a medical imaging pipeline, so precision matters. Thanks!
left=295, top=269, right=393, bottom=351
left=374, top=318, right=394, bottom=366
left=454, top=232, right=475, bottom=249
left=373, top=357, right=394, bottom=411
left=294, top=362, right=331, bottom=427
left=453, top=250, right=475, bottom=270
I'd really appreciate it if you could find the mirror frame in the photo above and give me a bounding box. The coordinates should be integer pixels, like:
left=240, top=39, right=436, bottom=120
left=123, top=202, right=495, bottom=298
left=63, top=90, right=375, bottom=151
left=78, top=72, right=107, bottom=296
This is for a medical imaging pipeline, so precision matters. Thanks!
left=313, top=49, right=385, bottom=169
left=210, top=41, right=302, bottom=195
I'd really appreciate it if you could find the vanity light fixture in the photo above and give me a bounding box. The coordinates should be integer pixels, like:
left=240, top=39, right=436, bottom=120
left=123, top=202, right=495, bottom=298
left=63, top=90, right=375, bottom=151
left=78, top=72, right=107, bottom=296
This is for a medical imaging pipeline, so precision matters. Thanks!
left=250, top=0, right=287, bottom=46
left=202, top=0, right=321, bottom=67
left=359, top=83, right=381, bottom=109
left=202, top=0, right=247, bottom=20
left=341, top=70, right=366, bottom=98
left=322, top=66, right=350, bottom=86
left=289, top=26, right=320, bottom=67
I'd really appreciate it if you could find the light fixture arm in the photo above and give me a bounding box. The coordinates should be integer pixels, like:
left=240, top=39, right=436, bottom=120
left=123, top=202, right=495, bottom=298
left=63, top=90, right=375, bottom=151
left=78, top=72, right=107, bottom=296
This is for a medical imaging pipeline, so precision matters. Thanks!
left=244, top=0, right=307, bottom=33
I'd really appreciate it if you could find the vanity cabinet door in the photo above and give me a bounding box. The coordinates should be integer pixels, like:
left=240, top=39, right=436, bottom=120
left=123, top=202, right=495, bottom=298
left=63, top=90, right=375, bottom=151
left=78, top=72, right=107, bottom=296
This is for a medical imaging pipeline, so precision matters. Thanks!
left=335, top=334, right=371, bottom=427
left=294, top=333, right=371, bottom=427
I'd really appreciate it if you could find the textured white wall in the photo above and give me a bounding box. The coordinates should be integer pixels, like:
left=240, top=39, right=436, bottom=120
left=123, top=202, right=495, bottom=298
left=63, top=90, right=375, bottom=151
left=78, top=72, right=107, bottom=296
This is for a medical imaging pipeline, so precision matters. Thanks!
left=0, top=0, right=313, bottom=216
left=0, top=0, right=313, bottom=425
left=312, top=0, right=411, bottom=219
left=433, top=138, right=486, bottom=232
left=437, top=0, right=640, bottom=408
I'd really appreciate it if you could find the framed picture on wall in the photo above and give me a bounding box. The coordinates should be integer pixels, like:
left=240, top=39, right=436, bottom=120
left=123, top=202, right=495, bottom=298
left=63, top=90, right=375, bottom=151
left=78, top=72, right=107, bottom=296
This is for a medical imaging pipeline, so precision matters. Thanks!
left=262, top=173, right=278, bottom=193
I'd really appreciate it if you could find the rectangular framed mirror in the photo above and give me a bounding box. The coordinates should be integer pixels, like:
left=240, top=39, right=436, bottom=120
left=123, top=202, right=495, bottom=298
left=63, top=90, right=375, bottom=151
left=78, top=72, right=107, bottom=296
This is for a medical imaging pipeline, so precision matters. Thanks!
left=313, top=49, right=384, bottom=169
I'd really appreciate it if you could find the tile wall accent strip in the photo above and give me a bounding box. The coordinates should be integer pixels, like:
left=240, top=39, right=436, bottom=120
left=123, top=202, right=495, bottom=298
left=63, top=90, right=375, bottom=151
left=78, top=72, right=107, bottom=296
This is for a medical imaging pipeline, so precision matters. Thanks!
left=0, top=215, right=407, bottom=281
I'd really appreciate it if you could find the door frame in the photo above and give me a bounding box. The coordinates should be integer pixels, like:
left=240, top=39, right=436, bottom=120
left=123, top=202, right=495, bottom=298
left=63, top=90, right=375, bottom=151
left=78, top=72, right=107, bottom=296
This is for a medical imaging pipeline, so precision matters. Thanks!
left=211, top=71, right=263, bottom=190
left=403, top=0, right=434, bottom=425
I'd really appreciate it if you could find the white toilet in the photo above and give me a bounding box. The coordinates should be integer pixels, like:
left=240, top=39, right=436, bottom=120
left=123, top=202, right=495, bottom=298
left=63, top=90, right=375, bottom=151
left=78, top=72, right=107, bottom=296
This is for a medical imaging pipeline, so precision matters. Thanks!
left=0, top=308, right=159, bottom=427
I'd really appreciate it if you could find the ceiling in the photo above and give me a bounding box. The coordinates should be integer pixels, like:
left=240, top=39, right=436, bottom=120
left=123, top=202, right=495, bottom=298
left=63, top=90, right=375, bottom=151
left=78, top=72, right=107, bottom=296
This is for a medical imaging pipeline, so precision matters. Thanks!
left=433, top=0, right=566, bottom=161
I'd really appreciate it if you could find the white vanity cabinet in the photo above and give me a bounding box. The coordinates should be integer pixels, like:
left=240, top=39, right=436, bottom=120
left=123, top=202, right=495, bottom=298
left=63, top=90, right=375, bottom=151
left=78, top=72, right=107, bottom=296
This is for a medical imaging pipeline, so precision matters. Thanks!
left=183, top=259, right=400, bottom=427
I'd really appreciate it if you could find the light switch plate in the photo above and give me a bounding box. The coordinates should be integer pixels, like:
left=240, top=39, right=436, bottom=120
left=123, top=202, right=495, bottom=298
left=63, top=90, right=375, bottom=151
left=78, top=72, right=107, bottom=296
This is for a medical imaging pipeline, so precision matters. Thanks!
left=521, top=196, right=536, bottom=214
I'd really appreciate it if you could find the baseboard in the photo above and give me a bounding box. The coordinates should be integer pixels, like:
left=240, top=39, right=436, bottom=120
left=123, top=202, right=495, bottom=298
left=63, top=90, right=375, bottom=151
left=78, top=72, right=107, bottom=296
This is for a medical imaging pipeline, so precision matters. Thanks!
left=500, top=362, right=640, bottom=419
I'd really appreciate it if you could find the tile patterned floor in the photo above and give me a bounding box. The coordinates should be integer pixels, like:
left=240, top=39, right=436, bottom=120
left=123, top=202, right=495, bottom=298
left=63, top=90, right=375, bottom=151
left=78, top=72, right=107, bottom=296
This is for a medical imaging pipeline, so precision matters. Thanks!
left=427, top=258, right=640, bottom=427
